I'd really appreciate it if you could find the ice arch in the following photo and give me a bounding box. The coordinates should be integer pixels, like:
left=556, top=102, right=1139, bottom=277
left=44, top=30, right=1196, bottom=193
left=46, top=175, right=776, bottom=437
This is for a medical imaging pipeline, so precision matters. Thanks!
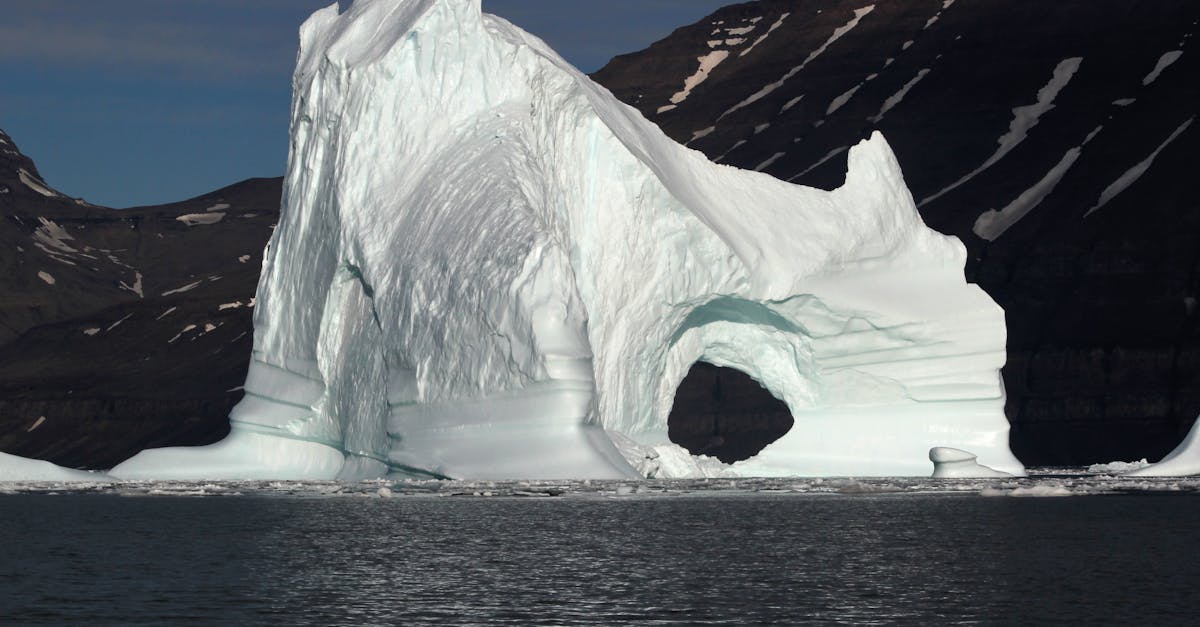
left=666, top=362, right=795, bottom=463
left=110, top=0, right=1024, bottom=480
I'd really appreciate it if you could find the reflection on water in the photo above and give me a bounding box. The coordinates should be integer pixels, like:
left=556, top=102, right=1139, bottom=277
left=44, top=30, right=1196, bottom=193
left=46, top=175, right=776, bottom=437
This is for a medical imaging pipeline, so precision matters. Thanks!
left=2, top=493, right=1198, bottom=624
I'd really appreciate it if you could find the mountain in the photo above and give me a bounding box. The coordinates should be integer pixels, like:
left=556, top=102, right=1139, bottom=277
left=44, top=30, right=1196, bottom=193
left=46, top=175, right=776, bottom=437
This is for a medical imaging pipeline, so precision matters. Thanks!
left=0, top=128, right=280, bottom=468
left=593, top=0, right=1200, bottom=465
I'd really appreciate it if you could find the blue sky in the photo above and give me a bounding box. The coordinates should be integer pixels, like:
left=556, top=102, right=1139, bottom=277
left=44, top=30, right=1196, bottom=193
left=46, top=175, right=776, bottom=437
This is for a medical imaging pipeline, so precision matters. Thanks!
left=0, top=0, right=734, bottom=208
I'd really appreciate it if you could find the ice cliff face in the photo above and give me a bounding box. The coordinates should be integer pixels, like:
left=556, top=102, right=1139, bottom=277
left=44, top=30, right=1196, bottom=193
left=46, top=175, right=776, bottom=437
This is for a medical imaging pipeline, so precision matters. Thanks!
left=112, top=0, right=1023, bottom=480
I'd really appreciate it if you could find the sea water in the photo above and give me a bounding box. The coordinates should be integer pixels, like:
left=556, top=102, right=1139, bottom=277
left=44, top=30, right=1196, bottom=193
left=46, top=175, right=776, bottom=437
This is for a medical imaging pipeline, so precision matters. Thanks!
left=1, top=477, right=1198, bottom=624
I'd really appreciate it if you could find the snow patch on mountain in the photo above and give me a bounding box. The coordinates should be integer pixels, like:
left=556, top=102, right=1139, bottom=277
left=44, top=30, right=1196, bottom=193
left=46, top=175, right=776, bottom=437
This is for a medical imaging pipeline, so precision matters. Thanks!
left=162, top=281, right=201, bottom=296
left=870, top=68, right=930, bottom=124
left=826, top=84, right=862, bottom=116
left=1142, top=50, right=1183, bottom=86
left=754, top=152, right=786, bottom=171
left=1085, top=116, right=1194, bottom=217
left=119, top=271, right=144, bottom=298
left=921, top=57, right=1083, bottom=206
left=661, top=50, right=730, bottom=112
left=720, top=5, right=875, bottom=121
left=740, top=12, right=790, bottom=57
left=18, top=169, right=57, bottom=197
left=177, top=213, right=226, bottom=226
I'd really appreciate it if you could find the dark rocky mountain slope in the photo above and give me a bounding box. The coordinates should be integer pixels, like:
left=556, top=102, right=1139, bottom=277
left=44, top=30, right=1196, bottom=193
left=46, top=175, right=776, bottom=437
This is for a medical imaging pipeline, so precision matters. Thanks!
left=2, top=0, right=1197, bottom=469
left=0, top=128, right=279, bottom=468
left=596, top=0, right=1200, bottom=465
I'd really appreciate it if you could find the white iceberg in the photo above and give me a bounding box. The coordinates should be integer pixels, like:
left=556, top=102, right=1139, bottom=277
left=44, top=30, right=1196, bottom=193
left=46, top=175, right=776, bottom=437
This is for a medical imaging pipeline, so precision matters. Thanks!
left=105, top=0, right=1022, bottom=480
left=1123, top=417, right=1200, bottom=477
left=0, top=452, right=108, bottom=482
left=929, top=447, right=1012, bottom=478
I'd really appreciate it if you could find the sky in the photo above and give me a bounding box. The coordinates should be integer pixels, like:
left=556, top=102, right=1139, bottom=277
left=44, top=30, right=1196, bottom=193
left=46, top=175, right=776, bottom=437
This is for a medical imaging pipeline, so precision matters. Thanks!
left=0, top=0, right=735, bottom=208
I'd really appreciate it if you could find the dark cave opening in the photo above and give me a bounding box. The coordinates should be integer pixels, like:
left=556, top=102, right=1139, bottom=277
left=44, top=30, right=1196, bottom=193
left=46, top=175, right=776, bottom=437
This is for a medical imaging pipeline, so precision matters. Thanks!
left=667, top=362, right=794, bottom=464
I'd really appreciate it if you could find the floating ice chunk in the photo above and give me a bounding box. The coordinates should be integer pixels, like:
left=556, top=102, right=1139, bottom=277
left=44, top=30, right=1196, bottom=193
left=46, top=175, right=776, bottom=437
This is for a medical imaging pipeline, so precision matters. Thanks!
left=981, top=485, right=1073, bottom=497
left=205, top=202, right=231, bottom=212
left=83, top=328, right=100, bottom=336
left=1087, top=459, right=1150, bottom=474
left=37, top=271, right=55, bottom=285
left=1125, top=417, right=1200, bottom=476
left=930, top=447, right=1012, bottom=478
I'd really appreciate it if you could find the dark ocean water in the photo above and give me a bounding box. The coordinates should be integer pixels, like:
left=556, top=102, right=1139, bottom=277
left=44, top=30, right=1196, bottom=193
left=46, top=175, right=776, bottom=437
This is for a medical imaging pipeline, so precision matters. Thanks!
left=1, top=492, right=1198, bottom=625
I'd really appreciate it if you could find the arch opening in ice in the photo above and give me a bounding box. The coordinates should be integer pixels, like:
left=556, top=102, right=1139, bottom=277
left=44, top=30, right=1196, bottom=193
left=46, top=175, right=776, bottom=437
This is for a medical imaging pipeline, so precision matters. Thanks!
left=667, top=361, right=794, bottom=463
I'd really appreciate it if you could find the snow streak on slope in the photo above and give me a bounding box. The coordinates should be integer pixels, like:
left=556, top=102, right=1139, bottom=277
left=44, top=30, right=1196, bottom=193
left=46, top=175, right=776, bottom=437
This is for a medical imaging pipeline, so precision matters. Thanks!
left=1084, top=116, right=1194, bottom=217
left=754, top=152, right=786, bottom=171
left=740, top=12, right=790, bottom=57
left=1142, top=50, right=1183, bottom=85
left=870, top=68, right=930, bottom=123
left=659, top=50, right=731, bottom=113
left=18, top=169, right=57, bottom=197
left=920, top=57, right=1083, bottom=207
left=826, top=85, right=862, bottom=116
left=974, top=126, right=1102, bottom=240
left=719, top=5, right=875, bottom=121
left=788, top=146, right=849, bottom=181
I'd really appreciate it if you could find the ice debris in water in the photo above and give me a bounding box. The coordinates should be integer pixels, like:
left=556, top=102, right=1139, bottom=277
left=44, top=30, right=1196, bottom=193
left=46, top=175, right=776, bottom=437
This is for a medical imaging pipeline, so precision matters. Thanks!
left=929, top=447, right=1012, bottom=478
left=24, top=0, right=1024, bottom=481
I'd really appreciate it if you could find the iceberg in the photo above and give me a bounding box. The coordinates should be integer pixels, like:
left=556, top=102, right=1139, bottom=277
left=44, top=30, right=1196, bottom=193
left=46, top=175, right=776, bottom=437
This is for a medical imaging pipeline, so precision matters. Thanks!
left=0, top=452, right=107, bottom=482
left=929, top=447, right=1012, bottom=478
left=105, top=0, right=1022, bottom=480
left=1123, top=417, right=1200, bottom=477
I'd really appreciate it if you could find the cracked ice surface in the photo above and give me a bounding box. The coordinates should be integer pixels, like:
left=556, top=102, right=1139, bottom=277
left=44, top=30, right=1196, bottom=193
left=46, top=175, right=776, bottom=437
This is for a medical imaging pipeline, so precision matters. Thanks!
left=107, top=0, right=1019, bottom=481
